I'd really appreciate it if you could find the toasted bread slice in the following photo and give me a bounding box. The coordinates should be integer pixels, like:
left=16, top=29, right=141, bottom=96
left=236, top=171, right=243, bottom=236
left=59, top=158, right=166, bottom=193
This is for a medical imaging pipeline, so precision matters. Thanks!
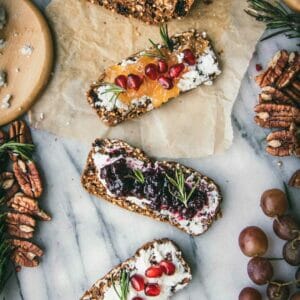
left=81, top=238, right=192, bottom=300
left=81, top=139, right=222, bottom=236
left=87, top=29, right=221, bottom=126
left=87, top=0, right=195, bottom=24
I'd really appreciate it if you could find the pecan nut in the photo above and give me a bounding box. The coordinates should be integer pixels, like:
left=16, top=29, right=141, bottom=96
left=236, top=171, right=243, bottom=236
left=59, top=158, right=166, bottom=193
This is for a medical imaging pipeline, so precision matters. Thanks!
left=288, top=170, right=300, bottom=188
left=266, top=125, right=300, bottom=157
left=255, top=50, right=289, bottom=88
left=13, top=159, right=43, bottom=198
left=6, top=212, right=36, bottom=227
left=10, top=239, right=43, bottom=268
left=276, top=52, right=300, bottom=89
left=9, top=120, right=33, bottom=144
left=0, top=172, right=20, bottom=201
left=259, top=86, right=297, bottom=106
left=7, top=224, right=34, bottom=239
left=254, top=103, right=300, bottom=128
left=7, top=193, right=51, bottom=221
left=0, top=129, right=6, bottom=145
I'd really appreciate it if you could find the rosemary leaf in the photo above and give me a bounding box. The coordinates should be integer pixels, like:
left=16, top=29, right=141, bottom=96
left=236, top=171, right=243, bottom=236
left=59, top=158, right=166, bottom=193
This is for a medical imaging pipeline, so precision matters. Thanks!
left=100, top=83, right=125, bottom=110
left=113, top=269, right=130, bottom=300
left=166, top=169, right=199, bottom=207
left=148, top=39, right=166, bottom=59
left=159, top=24, right=174, bottom=52
left=0, top=141, right=35, bottom=161
left=245, top=0, right=300, bottom=41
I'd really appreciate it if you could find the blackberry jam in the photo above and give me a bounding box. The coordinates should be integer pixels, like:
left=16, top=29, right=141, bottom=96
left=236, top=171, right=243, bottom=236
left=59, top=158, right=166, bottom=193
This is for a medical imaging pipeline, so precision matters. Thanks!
left=100, top=158, right=208, bottom=219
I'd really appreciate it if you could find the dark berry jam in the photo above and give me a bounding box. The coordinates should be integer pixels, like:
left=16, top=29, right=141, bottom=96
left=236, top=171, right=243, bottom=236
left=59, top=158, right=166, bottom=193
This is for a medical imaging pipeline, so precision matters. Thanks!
left=100, top=157, right=208, bottom=219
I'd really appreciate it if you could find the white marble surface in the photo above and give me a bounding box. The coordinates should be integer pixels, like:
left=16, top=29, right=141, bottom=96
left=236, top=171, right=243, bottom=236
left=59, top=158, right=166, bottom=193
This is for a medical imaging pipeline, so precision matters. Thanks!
left=2, top=1, right=300, bottom=300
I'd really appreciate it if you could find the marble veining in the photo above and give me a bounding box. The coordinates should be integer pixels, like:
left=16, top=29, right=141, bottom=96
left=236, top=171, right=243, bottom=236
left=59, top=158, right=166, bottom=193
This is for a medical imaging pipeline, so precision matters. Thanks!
left=2, top=0, right=300, bottom=299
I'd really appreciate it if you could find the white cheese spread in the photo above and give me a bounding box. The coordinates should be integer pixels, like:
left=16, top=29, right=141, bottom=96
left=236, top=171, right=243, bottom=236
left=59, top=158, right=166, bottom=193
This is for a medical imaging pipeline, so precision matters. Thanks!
left=20, top=44, right=34, bottom=56
left=93, top=150, right=220, bottom=235
left=177, top=46, right=221, bottom=91
left=1, top=94, right=12, bottom=109
left=0, top=39, right=6, bottom=50
left=102, top=241, right=191, bottom=300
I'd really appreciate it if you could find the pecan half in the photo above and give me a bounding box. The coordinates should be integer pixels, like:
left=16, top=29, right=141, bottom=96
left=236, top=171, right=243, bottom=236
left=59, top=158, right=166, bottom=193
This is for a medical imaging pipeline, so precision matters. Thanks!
left=0, top=172, right=20, bottom=201
left=6, top=212, right=36, bottom=227
left=276, top=52, right=300, bottom=89
left=10, top=239, right=43, bottom=268
left=266, top=125, right=300, bottom=157
left=289, top=170, right=300, bottom=188
left=0, top=129, right=6, bottom=145
left=9, top=120, right=33, bottom=144
left=7, top=193, right=51, bottom=221
left=256, top=50, right=289, bottom=87
left=13, top=159, right=43, bottom=198
left=7, top=224, right=34, bottom=239
left=254, top=103, right=300, bottom=128
left=259, top=86, right=296, bottom=106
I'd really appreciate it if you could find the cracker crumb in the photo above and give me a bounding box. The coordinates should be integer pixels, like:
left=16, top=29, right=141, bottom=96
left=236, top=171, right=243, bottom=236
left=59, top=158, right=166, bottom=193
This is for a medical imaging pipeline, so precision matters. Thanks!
left=0, top=70, right=7, bottom=87
left=1, top=94, right=12, bottom=109
left=16, top=68, right=20, bottom=73
left=40, top=113, right=45, bottom=120
left=20, top=44, right=34, bottom=56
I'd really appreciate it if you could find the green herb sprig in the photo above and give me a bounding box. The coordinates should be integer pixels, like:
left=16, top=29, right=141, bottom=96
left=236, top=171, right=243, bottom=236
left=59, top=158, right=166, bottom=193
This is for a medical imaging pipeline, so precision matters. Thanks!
left=113, top=269, right=130, bottom=300
left=0, top=141, right=35, bottom=161
left=0, top=207, right=11, bottom=294
left=144, top=39, right=167, bottom=60
left=160, top=24, right=174, bottom=52
left=245, top=0, right=300, bottom=41
left=132, top=169, right=145, bottom=184
left=166, top=169, right=200, bottom=208
left=100, top=84, right=125, bottom=109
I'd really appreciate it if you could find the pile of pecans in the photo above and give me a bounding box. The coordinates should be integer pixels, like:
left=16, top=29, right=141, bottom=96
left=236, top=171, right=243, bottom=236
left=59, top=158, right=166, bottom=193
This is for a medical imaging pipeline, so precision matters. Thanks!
left=0, top=120, right=51, bottom=268
left=254, top=50, right=300, bottom=157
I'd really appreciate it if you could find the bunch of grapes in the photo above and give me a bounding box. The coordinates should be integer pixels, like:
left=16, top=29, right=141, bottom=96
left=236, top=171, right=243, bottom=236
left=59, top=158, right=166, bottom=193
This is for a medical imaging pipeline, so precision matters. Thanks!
left=238, top=189, right=300, bottom=300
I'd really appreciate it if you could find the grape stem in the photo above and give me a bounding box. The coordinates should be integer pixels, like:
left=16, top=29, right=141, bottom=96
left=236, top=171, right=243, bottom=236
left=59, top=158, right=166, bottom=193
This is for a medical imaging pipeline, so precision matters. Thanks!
left=269, top=279, right=300, bottom=287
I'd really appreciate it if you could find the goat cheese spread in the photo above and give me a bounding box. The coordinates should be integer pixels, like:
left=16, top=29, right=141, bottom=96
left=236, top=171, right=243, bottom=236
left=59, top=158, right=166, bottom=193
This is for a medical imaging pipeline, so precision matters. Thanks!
left=102, top=241, right=191, bottom=300
left=20, top=44, right=34, bottom=56
left=1, top=94, right=12, bottom=109
left=93, top=149, right=220, bottom=235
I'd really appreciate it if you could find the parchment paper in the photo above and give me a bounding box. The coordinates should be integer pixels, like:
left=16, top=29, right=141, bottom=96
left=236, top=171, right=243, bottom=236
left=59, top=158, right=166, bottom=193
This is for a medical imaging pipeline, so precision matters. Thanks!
left=30, top=0, right=264, bottom=158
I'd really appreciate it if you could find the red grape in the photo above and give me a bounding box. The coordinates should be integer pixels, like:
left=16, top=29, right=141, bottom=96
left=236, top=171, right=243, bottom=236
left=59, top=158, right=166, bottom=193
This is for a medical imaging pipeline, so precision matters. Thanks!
left=260, top=189, right=288, bottom=217
left=247, top=257, right=273, bottom=285
left=239, top=226, right=268, bottom=257
left=283, top=240, right=300, bottom=266
left=291, top=292, right=300, bottom=300
left=239, top=287, right=262, bottom=300
left=266, top=281, right=289, bottom=300
left=273, top=215, right=300, bottom=240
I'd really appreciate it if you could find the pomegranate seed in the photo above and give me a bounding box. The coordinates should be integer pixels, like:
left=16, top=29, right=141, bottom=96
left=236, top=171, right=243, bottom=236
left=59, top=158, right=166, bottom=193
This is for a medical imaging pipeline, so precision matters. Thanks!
left=132, top=298, right=144, bottom=300
left=145, top=283, right=161, bottom=296
left=256, top=64, right=263, bottom=72
left=114, top=75, right=127, bottom=89
left=130, top=274, right=145, bottom=291
left=158, top=60, right=168, bottom=73
left=159, top=260, right=176, bottom=275
left=145, top=265, right=163, bottom=278
left=169, top=63, right=185, bottom=78
left=127, top=74, right=143, bottom=90
left=183, top=49, right=196, bottom=66
left=158, top=76, right=173, bottom=90
left=145, top=63, right=158, bottom=80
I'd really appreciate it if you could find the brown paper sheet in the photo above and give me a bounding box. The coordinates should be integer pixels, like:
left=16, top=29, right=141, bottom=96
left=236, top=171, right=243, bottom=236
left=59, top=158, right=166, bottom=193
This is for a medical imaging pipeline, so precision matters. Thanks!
left=29, top=0, right=264, bottom=158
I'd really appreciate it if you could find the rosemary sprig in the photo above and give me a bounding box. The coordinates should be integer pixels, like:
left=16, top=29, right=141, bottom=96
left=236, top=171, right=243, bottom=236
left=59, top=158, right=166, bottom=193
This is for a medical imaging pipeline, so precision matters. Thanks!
left=112, top=269, right=130, bottom=300
left=166, top=169, right=200, bottom=207
left=0, top=141, right=35, bottom=161
left=145, top=39, right=167, bottom=60
left=245, top=0, right=300, bottom=41
left=0, top=206, right=11, bottom=294
left=128, top=169, right=145, bottom=184
left=100, top=84, right=125, bottom=109
left=160, top=24, right=174, bottom=52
